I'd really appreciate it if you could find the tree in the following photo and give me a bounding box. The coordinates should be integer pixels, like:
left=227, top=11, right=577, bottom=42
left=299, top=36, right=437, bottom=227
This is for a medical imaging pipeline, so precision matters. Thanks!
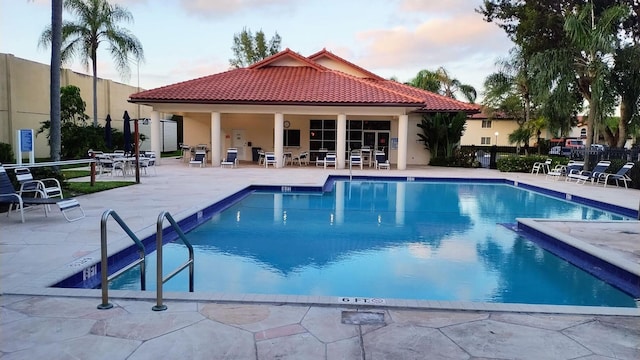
left=407, top=68, right=477, bottom=103
left=229, top=27, right=281, bottom=68
left=417, top=112, right=467, bottom=159
left=39, top=0, right=144, bottom=127
left=607, top=44, right=640, bottom=147
left=436, top=67, right=477, bottom=103
left=50, top=0, right=63, bottom=162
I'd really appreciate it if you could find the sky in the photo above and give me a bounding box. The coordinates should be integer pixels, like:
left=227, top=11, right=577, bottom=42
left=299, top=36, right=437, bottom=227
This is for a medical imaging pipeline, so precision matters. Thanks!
left=0, top=0, right=514, bottom=100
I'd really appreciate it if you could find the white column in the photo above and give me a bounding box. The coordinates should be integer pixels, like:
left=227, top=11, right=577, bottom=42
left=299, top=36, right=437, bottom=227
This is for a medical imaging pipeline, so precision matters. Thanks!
left=336, top=114, right=347, bottom=169
left=397, top=114, right=408, bottom=170
left=274, top=113, right=284, bottom=168
left=335, top=181, right=344, bottom=225
left=150, top=111, right=161, bottom=165
left=211, top=112, right=221, bottom=166
left=395, top=182, right=405, bottom=225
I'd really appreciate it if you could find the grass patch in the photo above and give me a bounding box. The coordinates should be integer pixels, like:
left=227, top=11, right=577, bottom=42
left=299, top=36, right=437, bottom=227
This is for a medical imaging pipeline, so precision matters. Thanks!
left=161, top=150, right=182, bottom=158
left=66, top=181, right=135, bottom=197
left=62, top=170, right=91, bottom=179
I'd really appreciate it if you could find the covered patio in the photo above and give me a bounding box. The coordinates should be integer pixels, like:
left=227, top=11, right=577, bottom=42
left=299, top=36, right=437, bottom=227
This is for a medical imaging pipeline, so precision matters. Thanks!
left=129, top=49, right=479, bottom=169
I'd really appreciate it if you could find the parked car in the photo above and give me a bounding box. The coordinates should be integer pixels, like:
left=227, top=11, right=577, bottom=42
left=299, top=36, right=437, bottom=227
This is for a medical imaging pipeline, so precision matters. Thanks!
left=590, top=144, right=608, bottom=152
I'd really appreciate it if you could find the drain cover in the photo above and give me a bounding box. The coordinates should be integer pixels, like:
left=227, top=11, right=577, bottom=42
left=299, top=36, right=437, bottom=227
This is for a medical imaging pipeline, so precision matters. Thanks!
left=341, top=311, right=385, bottom=325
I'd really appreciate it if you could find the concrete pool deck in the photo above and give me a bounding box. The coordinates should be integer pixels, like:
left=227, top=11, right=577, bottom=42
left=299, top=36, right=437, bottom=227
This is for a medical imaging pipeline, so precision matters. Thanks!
left=1, top=158, right=639, bottom=359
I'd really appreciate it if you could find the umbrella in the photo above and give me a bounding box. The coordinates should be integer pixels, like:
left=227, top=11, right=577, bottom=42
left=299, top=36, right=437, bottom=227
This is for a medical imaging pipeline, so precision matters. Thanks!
left=104, top=114, right=112, bottom=149
left=123, top=111, right=132, bottom=153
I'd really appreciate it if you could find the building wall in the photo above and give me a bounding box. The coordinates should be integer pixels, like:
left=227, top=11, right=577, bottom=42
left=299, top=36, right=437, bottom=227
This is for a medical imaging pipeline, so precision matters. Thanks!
left=461, top=118, right=525, bottom=146
left=0, top=53, right=153, bottom=158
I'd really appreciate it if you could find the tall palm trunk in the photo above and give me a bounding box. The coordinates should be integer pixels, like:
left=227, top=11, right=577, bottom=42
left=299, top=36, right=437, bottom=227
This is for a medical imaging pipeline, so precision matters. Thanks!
left=49, top=0, right=62, bottom=161
left=92, top=47, right=98, bottom=127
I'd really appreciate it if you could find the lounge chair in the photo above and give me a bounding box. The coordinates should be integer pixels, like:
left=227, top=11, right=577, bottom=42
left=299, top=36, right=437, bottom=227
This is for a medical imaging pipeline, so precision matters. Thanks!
left=264, top=152, right=277, bottom=168
left=324, top=153, right=337, bottom=169
left=221, top=148, right=238, bottom=168
left=350, top=152, right=363, bottom=169
left=375, top=151, right=390, bottom=170
left=189, top=150, right=207, bottom=167
left=566, top=160, right=610, bottom=184
left=595, top=162, right=635, bottom=188
left=14, top=167, right=63, bottom=200
left=545, top=161, right=583, bottom=181
left=531, top=158, right=552, bottom=174
left=0, top=164, right=85, bottom=223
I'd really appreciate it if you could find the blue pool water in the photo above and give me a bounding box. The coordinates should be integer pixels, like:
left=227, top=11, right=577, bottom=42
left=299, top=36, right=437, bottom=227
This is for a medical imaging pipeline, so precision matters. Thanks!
left=109, top=181, right=637, bottom=307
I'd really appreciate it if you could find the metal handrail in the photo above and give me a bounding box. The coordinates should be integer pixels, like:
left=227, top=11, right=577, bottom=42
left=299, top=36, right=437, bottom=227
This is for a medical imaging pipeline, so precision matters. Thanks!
left=97, top=209, right=146, bottom=310
left=152, top=211, right=195, bottom=311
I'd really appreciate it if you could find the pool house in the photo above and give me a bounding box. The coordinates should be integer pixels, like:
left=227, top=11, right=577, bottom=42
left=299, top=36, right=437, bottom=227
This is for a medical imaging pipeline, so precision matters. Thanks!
left=129, top=49, right=479, bottom=168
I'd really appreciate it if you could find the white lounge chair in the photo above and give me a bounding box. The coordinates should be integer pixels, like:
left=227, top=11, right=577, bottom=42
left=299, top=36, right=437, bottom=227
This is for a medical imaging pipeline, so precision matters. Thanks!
left=350, top=152, right=363, bottom=169
left=264, top=152, right=277, bottom=168
left=189, top=150, right=207, bottom=167
left=531, top=158, right=552, bottom=174
left=595, top=162, right=634, bottom=188
left=545, top=161, right=583, bottom=181
left=1, top=164, right=85, bottom=223
left=375, top=151, right=390, bottom=170
left=221, top=148, right=239, bottom=168
left=324, top=153, right=337, bottom=169
left=566, top=160, right=610, bottom=184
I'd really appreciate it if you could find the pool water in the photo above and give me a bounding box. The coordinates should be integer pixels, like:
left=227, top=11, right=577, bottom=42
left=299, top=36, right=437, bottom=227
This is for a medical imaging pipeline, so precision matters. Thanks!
left=109, top=181, right=636, bottom=307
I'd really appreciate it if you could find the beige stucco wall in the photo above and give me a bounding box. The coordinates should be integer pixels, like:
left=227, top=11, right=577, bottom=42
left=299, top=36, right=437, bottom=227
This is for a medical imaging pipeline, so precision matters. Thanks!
left=0, top=53, right=152, bottom=159
left=461, top=118, right=525, bottom=147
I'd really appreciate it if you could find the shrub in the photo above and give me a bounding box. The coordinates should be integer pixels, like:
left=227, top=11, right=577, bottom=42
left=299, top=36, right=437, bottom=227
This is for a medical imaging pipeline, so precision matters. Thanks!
left=0, top=142, right=14, bottom=164
left=496, top=155, right=546, bottom=172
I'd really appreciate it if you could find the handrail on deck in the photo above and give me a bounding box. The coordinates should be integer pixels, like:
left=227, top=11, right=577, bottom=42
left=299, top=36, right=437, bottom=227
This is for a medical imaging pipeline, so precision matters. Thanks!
left=97, top=209, right=146, bottom=310
left=152, top=211, right=195, bottom=311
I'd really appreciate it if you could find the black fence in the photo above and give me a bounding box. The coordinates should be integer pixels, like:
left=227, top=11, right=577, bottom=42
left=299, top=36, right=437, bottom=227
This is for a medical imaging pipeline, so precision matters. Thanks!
left=461, top=145, right=640, bottom=169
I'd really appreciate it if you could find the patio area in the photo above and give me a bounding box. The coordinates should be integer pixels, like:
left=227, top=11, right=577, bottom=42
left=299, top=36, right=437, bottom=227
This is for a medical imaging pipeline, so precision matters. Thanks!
left=1, top=157, right=639, bottom=359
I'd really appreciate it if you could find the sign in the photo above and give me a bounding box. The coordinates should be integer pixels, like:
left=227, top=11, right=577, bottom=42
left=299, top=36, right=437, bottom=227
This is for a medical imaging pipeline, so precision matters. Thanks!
left=391, top=137, right=398, bottom=150
left=20, top=129, right=33, bottom=152
left=340, top=297, right=386, bottom=305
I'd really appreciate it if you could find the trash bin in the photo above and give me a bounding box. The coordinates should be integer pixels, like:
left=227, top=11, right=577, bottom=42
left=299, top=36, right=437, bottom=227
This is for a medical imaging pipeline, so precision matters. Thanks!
left=251, top=147, right=262, bottom=162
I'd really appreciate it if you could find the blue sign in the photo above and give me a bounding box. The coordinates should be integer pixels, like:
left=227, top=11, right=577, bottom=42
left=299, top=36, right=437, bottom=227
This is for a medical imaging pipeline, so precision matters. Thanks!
left=20, top=129, right=33, bottom=152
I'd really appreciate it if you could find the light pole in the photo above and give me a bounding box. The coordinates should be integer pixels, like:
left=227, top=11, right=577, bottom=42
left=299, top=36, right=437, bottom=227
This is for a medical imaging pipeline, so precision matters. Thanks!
left=494, top=132, right=499, bottom=145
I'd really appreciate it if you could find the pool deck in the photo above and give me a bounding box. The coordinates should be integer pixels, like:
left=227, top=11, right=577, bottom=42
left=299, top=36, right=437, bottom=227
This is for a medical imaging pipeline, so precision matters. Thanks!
left=1, top=158, right=639, bottom=359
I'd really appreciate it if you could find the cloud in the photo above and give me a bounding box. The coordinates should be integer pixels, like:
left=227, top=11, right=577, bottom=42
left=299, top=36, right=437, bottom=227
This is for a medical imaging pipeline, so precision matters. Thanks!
left=355, top=13, right=511, bottom=78
left=178, top=0, right=297, bottom=18
left=398, top=0, right=477, bottom=15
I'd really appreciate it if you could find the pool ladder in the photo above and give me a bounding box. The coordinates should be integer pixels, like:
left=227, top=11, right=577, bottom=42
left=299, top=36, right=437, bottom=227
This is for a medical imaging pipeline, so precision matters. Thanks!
left=97, top=209, right=194, bottom=311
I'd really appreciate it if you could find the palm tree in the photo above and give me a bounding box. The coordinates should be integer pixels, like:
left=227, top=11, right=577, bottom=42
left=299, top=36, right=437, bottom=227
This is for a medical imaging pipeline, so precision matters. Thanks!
left=532, top=3, right=629, bottom=168
left=50, top=0, right=63, bottom=161
left=406, top=69, right=440, bottom=93
left=39, top=0, right=144, bottom=127
left=436, top=67, right=477, bottom=103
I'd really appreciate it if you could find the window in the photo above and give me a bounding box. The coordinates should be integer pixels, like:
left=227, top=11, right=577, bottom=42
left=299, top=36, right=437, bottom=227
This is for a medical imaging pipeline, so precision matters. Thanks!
left=481, top=120, right=492, bottom=128
left=309, top=120, right=336, bottom=151
left=481, top=137, right=491, bottom=145
left=283, top=129, right=300, bottom=147
left=580, top=128, right=587, bottom=138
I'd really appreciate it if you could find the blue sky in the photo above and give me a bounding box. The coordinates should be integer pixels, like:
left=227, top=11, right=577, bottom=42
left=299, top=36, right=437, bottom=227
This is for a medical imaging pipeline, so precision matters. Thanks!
left=1, top=0, right=513, bottom=98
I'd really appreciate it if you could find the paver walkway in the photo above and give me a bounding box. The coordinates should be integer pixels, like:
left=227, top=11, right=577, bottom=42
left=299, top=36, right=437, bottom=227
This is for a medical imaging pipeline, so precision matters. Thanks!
left=1, top=158, right=639, bottom=359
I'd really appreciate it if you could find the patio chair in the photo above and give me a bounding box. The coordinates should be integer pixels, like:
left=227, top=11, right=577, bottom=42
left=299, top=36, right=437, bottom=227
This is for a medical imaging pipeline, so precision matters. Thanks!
left=14, top=167, right=63, bottom=201
left=139, top=157, right=157, bottom=176
left=189, top=150, right=207, bottom=167
left=545, top=161, right=583, bottom=181
left=221, top=148, right=239, bottom=168
left=375, top=151, right=390, bottom=170
left=324, top=153, right=337, bottom=169
left=595, top=162, right=635, bottom=188
left=566, top=160, right=610, bottom=184
left=0, top=164, right=85, bottom=223
left=531, top=158, right=552, bottom=174
left=264, top=152, right=277, bottom=168
left=294, top=151, right=309, bottom=166
left=349, top=152, right=363, bottom=169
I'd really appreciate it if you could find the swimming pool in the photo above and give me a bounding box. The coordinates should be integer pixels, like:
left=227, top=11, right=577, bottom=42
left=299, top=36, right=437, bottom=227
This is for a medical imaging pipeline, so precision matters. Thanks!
left=105, top=180, right=637, bottom=307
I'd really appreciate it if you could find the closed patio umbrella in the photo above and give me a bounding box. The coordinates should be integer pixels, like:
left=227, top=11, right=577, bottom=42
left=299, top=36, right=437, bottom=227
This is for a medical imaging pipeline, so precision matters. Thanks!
left=123, top=111, right=132, bottom=153
left=104, top=114, right=112, bottom=150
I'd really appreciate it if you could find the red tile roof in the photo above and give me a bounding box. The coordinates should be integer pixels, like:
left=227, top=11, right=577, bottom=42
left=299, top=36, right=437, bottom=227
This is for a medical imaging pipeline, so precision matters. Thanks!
left=130, top=49, right=479, bottom=113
